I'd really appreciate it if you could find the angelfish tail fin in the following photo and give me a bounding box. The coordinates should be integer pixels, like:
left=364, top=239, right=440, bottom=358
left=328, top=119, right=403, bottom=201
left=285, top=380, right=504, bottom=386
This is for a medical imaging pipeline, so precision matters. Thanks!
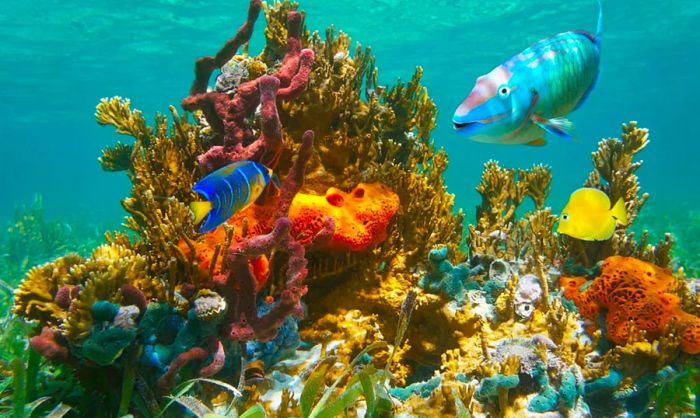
left=611, top=198, right=628, bottom=226
left=190, top=201, right=213, bottom=225
left=271, top=173, right=282, bottom=190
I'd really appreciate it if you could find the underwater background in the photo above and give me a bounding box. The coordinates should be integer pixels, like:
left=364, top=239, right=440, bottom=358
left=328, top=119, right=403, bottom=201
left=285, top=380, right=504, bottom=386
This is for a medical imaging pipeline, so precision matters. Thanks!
left=2, top=0, right=699, bottom=229
left=3, top=0, right=700, bottom=417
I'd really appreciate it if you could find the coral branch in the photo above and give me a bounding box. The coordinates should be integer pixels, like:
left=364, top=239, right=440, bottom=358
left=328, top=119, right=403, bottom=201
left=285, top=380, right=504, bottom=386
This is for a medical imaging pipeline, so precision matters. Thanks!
left=156, top=347, right=208, bottom=393
left=30, top=327, right=70, bottom=363
left=199, top=339, right=225, bottom=377
left=213, top=133, right=314, bottom=343
left=275, top=130, right=314, bottom=218
left=189, top=0, right=262, bottom=96
left=182, top=7, right=314, bottom=173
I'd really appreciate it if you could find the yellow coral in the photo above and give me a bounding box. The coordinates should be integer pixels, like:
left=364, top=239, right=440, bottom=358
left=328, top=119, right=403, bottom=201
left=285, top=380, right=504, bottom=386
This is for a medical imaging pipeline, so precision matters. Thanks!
left=13, top=254, right=82, bottom=325
left=62, top=243, right=150, bottom=343
left=468, top=161, right=552, bottom=259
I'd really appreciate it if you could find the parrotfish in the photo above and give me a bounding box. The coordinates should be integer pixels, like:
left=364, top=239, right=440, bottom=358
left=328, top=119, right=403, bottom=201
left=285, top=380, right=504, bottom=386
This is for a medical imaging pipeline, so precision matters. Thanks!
left=453, top=0, right=602, bottom=145
left=557, top=187, right=627, bottom=241
left=190, top=160, right=279, bottom=233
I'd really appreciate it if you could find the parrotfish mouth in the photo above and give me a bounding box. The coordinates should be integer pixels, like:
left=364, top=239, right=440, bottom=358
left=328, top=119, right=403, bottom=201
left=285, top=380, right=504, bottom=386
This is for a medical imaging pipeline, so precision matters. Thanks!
left=453, top=121, right=477, bottom=130
left=453, top=110, right=510, bottom=131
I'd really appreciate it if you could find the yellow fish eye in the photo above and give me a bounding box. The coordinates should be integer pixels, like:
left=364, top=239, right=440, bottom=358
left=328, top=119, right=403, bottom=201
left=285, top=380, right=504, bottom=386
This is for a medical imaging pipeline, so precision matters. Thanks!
left=561, top=213, right=569, bottom=221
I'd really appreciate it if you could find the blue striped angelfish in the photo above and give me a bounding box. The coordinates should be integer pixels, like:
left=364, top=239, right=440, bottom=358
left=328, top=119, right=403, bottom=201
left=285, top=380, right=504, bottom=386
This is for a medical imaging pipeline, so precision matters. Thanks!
left=452, top=0, right=602, bottom=145
left=190, top=160, right=280, bottom=233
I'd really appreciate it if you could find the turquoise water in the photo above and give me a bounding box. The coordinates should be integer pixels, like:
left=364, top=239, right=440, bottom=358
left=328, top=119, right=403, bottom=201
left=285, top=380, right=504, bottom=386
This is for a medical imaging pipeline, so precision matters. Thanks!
left=1, top=0, right=698, bottom=232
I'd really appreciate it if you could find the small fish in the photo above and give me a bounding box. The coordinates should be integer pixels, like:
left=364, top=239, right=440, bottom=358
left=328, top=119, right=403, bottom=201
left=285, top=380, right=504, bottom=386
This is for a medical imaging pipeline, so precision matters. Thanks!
left=453, top=0, right=602, bottom=145
left=190, top=160, right=280, bottom=233
left=557, top=187, right=628, bottom=241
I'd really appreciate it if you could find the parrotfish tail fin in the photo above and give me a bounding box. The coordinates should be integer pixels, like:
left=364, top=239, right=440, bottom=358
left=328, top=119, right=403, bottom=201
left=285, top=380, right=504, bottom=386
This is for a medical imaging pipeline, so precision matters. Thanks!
left=271, top=173, right=282, bottom=190
left=190, top=201, right=213, bottom=225
left=595, top=0, right=602, bottom=49
left=611, top=198, right=628, bottom=226
left=532, top=115, right=574, bottom=142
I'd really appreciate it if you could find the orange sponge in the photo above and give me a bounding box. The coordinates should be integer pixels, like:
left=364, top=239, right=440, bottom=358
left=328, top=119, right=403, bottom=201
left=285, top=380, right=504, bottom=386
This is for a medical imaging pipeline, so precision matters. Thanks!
left=288, top=183, right=400, bottom=251
left=560, top=256, right=700, bottom=354
left=179, top=182, right=399, bottom=283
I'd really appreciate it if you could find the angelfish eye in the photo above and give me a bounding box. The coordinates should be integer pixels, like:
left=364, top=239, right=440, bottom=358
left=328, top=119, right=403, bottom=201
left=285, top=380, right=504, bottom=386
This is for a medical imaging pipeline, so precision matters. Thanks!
left=498, top=85, right=510, bottom=98
left=562, top=214, right=569, bottom=221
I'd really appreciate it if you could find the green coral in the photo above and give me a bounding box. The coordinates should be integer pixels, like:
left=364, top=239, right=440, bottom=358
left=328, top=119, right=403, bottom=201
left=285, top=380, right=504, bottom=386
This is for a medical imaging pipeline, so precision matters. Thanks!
left=82, top=327, right=137, bottom=366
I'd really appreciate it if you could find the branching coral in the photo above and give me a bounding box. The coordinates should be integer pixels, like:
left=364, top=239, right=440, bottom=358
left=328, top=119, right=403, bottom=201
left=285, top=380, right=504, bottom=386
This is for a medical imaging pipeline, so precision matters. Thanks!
left=96, top=97, right=204, bottom=295
left=584, top=121, right=649, bottom=224
left=564, top=121, right=672, bottom=267
left=214, top=131, right=314, bottom=343
left=13, top=254, right=82, bottom=326
left=181, top=0, right=313, bottom=173
left=15, top=0, right=698, bottom=416
left=14, top=243, right=154, bottom=347
left=467, top=161, right=552, bottom=260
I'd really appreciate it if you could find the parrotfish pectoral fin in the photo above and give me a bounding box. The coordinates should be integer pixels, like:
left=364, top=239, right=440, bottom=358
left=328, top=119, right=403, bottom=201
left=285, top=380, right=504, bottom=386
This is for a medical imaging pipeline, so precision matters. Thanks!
left=532, top=115, right=574, bottom=141
left=526, top=138, right=547, bottom=146
left=190, top=201, right=213, bottom=225
left=611, top=198, right=628, bottom=225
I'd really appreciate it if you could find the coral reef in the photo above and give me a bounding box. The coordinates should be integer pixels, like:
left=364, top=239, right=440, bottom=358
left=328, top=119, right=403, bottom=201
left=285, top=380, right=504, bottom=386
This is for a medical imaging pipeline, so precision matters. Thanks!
left=7, top=0, right=700, bottom=416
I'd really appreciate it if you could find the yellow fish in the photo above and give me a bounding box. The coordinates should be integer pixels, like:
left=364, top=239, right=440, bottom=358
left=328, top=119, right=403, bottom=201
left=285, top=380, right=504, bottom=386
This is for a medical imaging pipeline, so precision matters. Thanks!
left=557, top=188, right=628, bottom=241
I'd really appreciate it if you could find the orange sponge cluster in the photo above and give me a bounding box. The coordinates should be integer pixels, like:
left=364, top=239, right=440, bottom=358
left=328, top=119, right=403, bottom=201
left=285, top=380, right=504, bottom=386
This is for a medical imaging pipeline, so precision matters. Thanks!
left=180, top=183, right=399, bottom=282
left=560, top=256, right=700, bottom=354
left=288, top=183, right=400, bottom=251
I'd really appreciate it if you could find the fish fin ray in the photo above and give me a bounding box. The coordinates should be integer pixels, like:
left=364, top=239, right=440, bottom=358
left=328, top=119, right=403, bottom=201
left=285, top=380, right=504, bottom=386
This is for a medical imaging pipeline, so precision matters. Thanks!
left=190, top=201, right=212, bottom=225
left=271, top=173, right=282, bottom=190
left=532, top=115, right=574, bottom=141
left=526, top=138, right=547, bottom=146
left=611, top=198, right=628, bottom=225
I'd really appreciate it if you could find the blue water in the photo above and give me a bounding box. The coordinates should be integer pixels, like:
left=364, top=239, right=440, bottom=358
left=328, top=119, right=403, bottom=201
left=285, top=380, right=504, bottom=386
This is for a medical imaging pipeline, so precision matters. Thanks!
left=1, top=0, right=698, bottom=232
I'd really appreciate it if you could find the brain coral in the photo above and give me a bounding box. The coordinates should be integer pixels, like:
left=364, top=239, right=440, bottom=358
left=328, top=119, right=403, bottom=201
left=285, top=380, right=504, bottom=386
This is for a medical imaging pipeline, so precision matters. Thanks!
left=560, top=255, right=700, bottom=354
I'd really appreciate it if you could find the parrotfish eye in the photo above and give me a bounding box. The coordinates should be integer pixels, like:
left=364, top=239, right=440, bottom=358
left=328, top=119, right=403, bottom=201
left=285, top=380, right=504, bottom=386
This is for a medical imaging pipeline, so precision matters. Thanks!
left=562, top=213, right=569, bottom=221
left=497, top=85, right=511, bottom=98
